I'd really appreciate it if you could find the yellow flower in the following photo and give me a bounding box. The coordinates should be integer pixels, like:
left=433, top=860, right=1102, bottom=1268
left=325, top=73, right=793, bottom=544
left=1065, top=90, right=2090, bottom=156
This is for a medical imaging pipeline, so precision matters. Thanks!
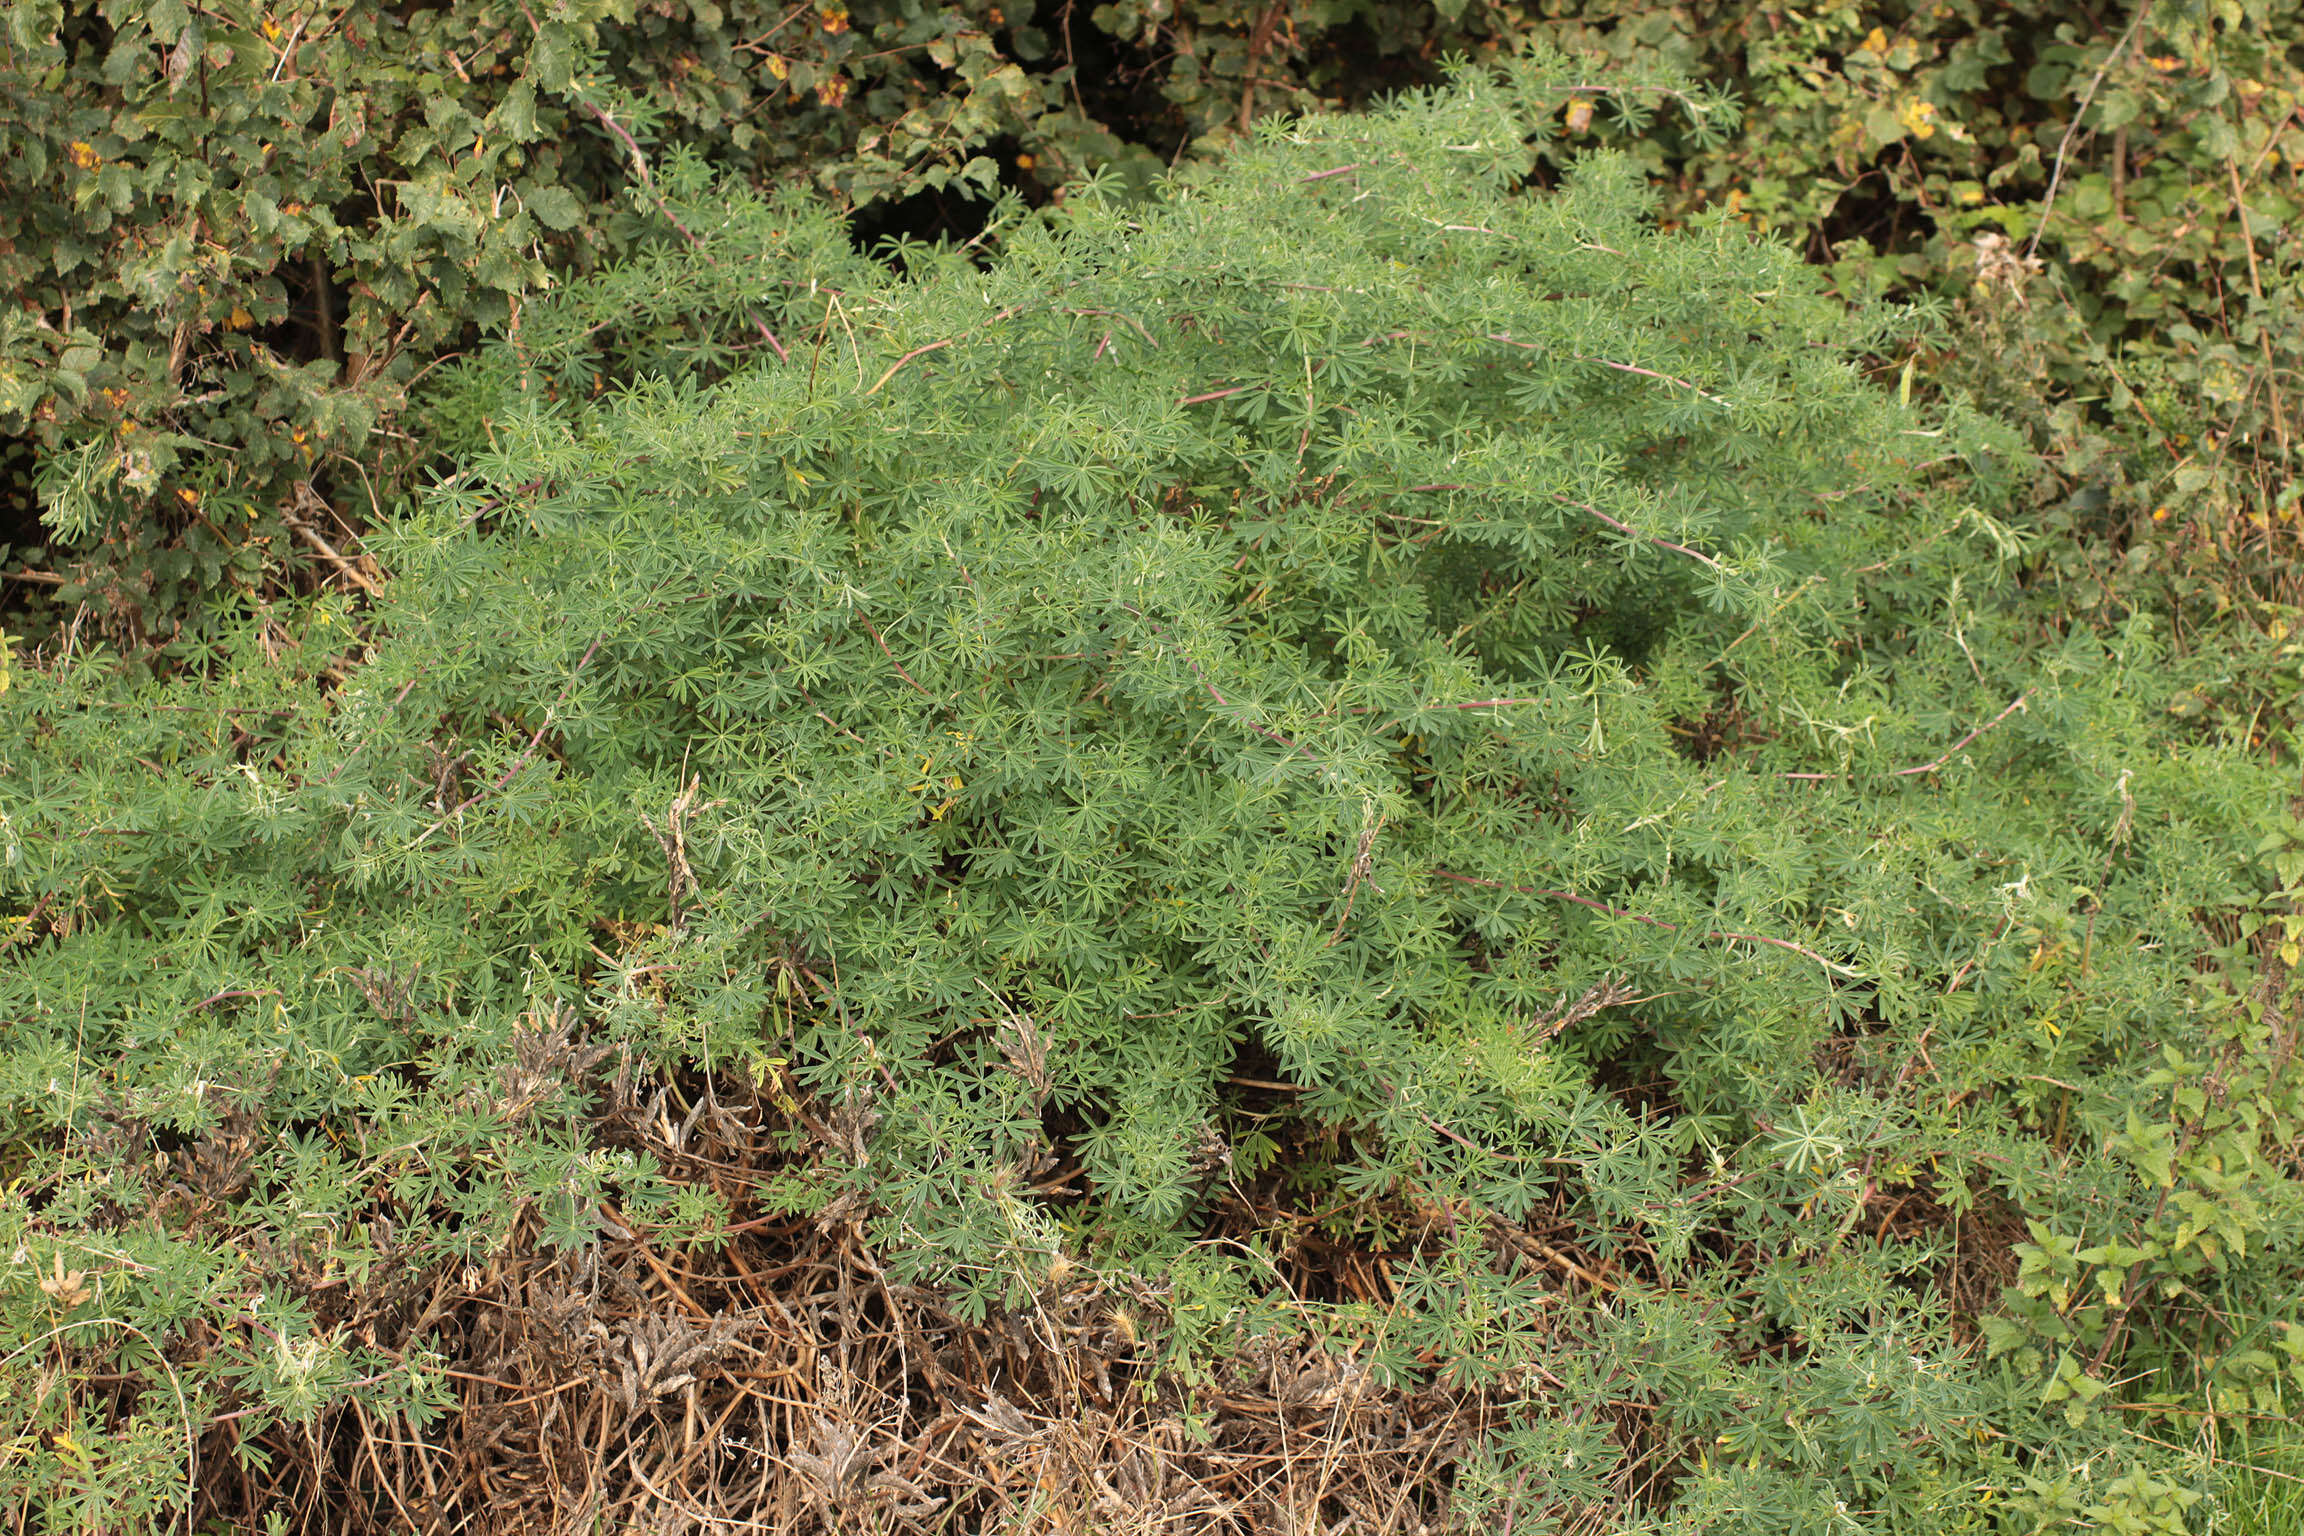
left=1859, top=26, right=1889, bottom=55
left=66, top=140, right=100, bottom=170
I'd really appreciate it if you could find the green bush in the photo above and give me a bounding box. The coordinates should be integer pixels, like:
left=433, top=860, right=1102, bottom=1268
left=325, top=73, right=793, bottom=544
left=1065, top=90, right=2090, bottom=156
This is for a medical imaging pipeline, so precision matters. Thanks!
left=5, top=66, right=2302, bottom=1532
left=0, top=0, right=1546, bottom=648
left=0, top=0, right=1084, bottom=644
left=1517, top=0, right=2304, bottom=675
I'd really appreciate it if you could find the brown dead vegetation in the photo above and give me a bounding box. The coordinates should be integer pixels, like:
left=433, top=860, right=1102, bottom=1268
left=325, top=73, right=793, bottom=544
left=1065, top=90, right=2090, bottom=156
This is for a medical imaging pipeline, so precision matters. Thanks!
left=179, top=1063, right=1618, bottom=1536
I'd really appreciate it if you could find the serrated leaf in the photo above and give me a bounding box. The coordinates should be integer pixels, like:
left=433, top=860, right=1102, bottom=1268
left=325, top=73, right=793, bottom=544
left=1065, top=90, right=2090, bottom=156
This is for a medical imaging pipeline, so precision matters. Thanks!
left=522, top=182, right=584, bottom=232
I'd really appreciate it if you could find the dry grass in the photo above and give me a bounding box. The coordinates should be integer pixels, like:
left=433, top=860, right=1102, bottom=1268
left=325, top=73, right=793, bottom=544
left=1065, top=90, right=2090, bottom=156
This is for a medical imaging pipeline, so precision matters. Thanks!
left=182, top=1066, right=1632, bottom=1536
left=108, top=968, right=2089, bottom=1536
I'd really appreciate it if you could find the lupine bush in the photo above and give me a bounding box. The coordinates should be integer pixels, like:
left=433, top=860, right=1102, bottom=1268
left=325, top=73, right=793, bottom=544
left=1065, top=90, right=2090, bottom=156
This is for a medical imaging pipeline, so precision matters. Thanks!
left=9, top=0, right=2303, bottom=699
left=3, top=66, right=2301, bottom=1533
left=1522, top=0, right=2304, bottom=732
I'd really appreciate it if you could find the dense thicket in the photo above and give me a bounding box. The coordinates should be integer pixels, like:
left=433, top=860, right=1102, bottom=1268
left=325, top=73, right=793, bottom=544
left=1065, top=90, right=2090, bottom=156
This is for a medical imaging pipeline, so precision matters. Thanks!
left=0, top=0, right=1059, bottom=641
left=4, top=0, right=2300, bottom=674
left=5, top=71, right=2301, bottom=1533
left=1580, top=0, right=2304, bottom=749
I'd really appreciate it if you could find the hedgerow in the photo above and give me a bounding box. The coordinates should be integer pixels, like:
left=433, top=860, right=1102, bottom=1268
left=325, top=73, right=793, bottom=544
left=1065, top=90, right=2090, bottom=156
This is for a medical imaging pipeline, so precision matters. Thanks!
left=8, top=0, right=2302, bottom=707
left=3, top=66, right=2302, bottom=1533
left=0, top=0, right=1087, bottom=646
left=1519, top=0, right=2304, bottom=730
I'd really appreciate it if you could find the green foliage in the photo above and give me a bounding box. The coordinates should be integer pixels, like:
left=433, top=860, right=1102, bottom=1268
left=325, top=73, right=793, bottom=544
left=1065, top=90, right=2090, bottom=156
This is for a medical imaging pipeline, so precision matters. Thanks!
left=4, top=68, right=2301, bottom=1532
left=0, top=0, right=1073, bottom=642
left=1515, top=0, right=2304, bottom=699
left=15, top=0, right=2301, bottom=685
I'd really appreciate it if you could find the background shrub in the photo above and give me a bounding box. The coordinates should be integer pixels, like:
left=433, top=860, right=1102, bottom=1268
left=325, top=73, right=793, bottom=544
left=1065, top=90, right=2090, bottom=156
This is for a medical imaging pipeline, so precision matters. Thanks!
left=0, top=0, right=1064, bottom=644
left=5, top=0, right=2301, bottom=690
left=1521, top=0, right=2304, bottom=731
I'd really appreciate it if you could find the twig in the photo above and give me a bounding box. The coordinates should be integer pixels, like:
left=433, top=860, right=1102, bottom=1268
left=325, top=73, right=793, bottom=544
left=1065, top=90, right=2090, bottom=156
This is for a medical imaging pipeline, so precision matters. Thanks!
left=1498, top=1227, right=1617, bottom=1292
left=1891, top=692, right=2031, bottom=776
left=191, top=989, right=280, bottom=1011
left=488, top=633, right=606, bottom=794
left=639, top=776, right=724, bottom=929
left=1117, top=603, right=1328, bottom=772
left=577, top=98, right=790, bottom=363
left=208, top=1371, right=399, bottom=1425
left=1568, top=498, right=1729, bottom=572
left=582, top=99, right=707, bottom=250
left=1420, top=1110, right=1528, bottom=1164
left=459, top=475, right=547, bottom=528
left=283, top=510, right=382, bottom=595
left=1235, top=0, right=1287, bottom=135
left=597, top=1201, right=715, bottom=1321
left=1945, top=912, right=2013, bottom=995
left=1325, top=799, right=1385, bottom=945
left=1485, top=335, right=1732, bottom=406
left=1530, top=976, right=1641, bottom=1040
left=2026, top=5, right=2147, bottom=261
left=859, top=305, right=1027, bottom=396
left=864, top=339, right=951, bottom=396
left=406, top=632, right=607, bottom=847
left=1396, top=482, right=1730, bottom=571
left=1431, top=868, right=1856, bottom=976
left=2228, top=156, right=2290, bottom=457
left=1579, top=354, right=1731, bottom=406
left=1063, top=307, right=1158, bottom=348
left=855, top=611, right=932, bottom=696
left=1780, top=692, right=2030, bottom=782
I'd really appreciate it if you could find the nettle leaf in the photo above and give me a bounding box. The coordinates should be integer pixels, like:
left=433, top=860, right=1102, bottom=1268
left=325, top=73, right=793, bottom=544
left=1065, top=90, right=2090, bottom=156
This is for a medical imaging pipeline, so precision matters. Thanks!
left=520, top=181, right=585, bottom=232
